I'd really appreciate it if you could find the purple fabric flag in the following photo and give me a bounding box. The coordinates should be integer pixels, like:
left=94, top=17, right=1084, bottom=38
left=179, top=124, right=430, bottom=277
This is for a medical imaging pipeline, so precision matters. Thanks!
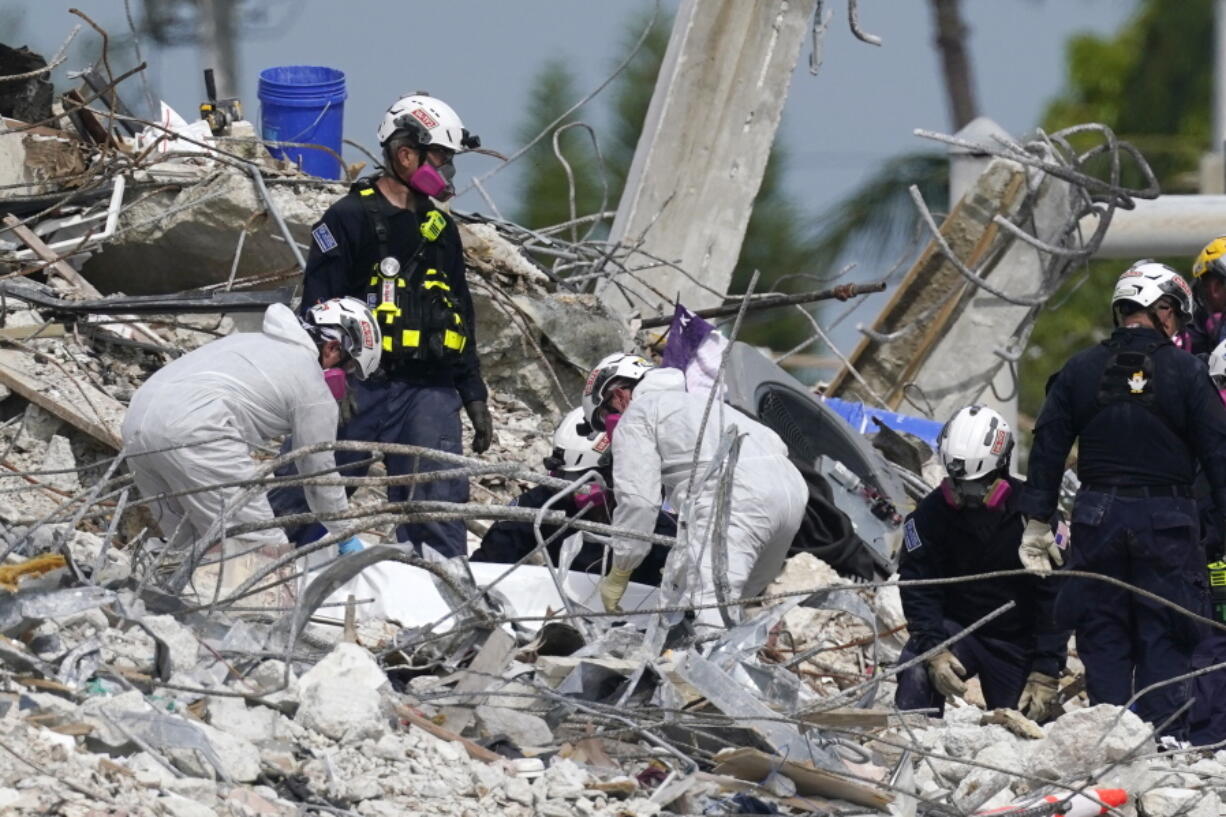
left=661, top=303, right=715, bottom=370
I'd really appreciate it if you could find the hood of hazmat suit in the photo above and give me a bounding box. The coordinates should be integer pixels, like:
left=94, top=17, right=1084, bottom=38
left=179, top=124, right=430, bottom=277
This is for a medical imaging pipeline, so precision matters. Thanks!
left=608, top=367, right=807, bottom=613
left=123, top=303, right=347, bottom=530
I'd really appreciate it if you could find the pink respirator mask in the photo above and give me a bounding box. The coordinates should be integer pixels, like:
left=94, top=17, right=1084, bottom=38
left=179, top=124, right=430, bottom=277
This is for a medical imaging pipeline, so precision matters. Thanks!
left=323, top=368, right=348, bottom=401
left=602, top=412, right=622, bottom=436
left=573, top=483, right=608, bottom=511
left=408, top=161, right=456, bottom=201
left=940, top=476, right=1011, bottom=511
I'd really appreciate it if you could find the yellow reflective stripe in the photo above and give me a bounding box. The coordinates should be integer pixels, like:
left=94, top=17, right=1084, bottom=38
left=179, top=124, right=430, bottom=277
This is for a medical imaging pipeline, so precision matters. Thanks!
left=398, top=278, right=405, bottom=287
left=443, top=330, right=465, bottom=351
left=402, top=329, right=421, bottom=347
left=369, top=276, right=379, bottom=285
left=382, top=336, right=393, bottom=352
left=359, top=188, right=375, bottom=197
left=423, top=280, right=451, bottom=291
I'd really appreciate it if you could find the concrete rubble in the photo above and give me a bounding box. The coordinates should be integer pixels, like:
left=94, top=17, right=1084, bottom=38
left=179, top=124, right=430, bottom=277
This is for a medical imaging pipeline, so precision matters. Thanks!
left=0, top=24, right=1213, bottom=817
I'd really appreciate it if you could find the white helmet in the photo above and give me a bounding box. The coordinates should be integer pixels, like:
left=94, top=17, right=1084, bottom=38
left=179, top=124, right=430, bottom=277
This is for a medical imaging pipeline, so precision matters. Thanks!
left=937, top=405, right=1013, bottom=481
left=546, top=408, right=611, bottom=473
left=377, top=92, right=477, bottom=152
left=304, top=297, right=382, bottom=380
left=1112, top=260, right=1194, bottom=325
left=1210, top=339, right=1226, bottom=387
left=581, top=352, right=655, bottom=432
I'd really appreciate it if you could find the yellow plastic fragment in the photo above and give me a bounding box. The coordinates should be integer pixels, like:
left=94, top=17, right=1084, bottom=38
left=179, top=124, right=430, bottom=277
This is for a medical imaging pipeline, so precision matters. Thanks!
left=0, top=553, right=66, bottom=592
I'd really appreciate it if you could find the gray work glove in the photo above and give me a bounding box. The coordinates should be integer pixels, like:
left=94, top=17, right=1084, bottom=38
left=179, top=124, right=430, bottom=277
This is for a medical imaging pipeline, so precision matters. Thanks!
left=1017, top=671, right=1060, bottom=722
left=1019, top=517, right=1065, bottom=575
left=465, top=400, right=493, bottom=454
left=338, top=391, right=358, bottom=428
left=926, top=649, right=968, bottom=699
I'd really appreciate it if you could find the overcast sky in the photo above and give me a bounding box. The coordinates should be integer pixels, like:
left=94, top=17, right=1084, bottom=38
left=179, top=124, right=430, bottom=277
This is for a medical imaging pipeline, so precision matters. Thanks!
left=8, top=1, right=1136, bottom=349
left=12, top=1, right=1134, bottom=209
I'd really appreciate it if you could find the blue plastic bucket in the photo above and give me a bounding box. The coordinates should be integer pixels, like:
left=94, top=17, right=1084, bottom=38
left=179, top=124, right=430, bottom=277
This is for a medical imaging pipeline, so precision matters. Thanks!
left=258, top=65, right=347, bottom=180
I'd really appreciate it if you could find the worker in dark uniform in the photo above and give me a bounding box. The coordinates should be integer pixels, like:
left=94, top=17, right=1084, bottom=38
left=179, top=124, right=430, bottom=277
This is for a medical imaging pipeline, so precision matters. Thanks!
left=1176, top=236, right=1226, bottom=355
left=895, top=405, right=1068, bottom=720
left=1021, top=260, right=1226, bottom=741
left=270, top=93, right=491, bottom=563
left=1189, top=338, right=1226, bottom=745
left=471, top=408, right=674, bottom=584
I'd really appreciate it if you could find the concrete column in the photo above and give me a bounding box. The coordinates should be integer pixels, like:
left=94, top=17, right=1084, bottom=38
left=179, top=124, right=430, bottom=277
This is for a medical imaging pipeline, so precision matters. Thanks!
left=598, top=0, right=818, bottom=318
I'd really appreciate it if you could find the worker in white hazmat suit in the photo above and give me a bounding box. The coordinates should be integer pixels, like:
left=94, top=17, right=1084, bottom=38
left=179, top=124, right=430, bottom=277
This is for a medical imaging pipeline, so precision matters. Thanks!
left=121, top=298, right=382, bottom=602
left=581, top=353, right=808, bottom=628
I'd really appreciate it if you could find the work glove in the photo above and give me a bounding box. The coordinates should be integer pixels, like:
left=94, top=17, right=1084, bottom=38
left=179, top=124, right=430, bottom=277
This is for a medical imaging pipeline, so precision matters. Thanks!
left=1017, top=671, right=1059, bottom=722
left=926, top=649, right=968, bottom=699
left=1019, top=517, right=1065, bottom=575
left=337, top=536, right=365, bottom=556
left=338, top=391, right=358, bottom=428
left=465, top=400, right=493, bottom=454
left=598, top=565, right=634, bottom=613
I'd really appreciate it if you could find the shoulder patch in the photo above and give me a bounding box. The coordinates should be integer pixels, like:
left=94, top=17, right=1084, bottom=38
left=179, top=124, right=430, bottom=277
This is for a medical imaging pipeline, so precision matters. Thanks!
left=904, top=518, right=923, bottom=552
left=312, top=223, right=338, bottom=253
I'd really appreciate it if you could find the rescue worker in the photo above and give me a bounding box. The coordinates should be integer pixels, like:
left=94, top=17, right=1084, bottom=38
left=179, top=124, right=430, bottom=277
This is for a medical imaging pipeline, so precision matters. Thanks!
left=584, top=353, right=807, bottom=628
left=122, top=298, right=380, bottom=598
left=1177, top=236, right=1226, bottom=355
left=1021, top=260, right=1226, bottom=741
left=272, top=92, right=490, bottom=562
left=1189, top=338, right=1226, bottom=745
left=895, top=405, right=1067, bottom=720
left=471, top=408, right=675, bottom=584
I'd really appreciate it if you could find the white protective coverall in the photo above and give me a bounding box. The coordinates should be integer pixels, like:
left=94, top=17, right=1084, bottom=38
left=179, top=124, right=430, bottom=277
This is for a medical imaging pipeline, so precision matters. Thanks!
left=121, top=304, right=348, bottom=600
left=609, top=367, right=807, bottom=626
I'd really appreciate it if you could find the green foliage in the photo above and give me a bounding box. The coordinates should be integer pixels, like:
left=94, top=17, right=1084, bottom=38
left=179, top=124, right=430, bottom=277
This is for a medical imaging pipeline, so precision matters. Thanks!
left=510, top=6, right=824, bottom=351
left=509, top=58, right=604, bottom=237
left=1023, top=0, right=1212, bottom=418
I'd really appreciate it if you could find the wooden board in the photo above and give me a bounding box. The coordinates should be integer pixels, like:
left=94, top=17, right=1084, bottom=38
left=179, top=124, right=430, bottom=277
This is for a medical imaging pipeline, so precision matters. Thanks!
left=713, top=747, right=893, bottom=811
left=0, top=348, right=124, bottom=449
left=396, top=705, right=501, bottom=764
left=826, top=161, right=1027, bottom=408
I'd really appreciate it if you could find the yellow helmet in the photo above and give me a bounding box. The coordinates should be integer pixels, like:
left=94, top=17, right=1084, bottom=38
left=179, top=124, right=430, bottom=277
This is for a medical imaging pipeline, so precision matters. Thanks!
left=1193, top=236, right=1226, bottom=281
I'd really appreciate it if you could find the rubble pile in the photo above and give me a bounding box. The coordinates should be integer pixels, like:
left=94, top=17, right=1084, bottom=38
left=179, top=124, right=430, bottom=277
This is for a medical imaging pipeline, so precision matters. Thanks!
left=0, top=20, right=1218, bottom=817
left=0, top=543, right=1217, bottom=817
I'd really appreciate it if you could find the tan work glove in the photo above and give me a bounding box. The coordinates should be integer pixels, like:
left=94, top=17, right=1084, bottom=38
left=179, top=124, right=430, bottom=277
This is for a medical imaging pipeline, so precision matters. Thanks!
left=1017, top=671, right=1060, bottom=722
left=926, top=649, right=968, bottom=699
left=1019, top=517, right=1065, bottom=574
left=598, top=565, right=634, bottom=613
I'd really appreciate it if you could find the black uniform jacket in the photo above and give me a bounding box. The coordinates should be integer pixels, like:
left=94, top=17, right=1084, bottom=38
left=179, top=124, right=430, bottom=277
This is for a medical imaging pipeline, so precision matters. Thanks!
left=900, top=477, right=1068, bottom=677
left=300, top=177, right=487, bottom=404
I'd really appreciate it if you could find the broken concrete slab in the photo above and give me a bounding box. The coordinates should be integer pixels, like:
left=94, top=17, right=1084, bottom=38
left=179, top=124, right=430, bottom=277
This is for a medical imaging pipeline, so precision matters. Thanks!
left=1026, top=705, right=1154, bottom=781
left=294, top=642, right=389, bottom=741
left=473, top=704, right=554, bottom=749
left=1140, top=788, right=1221, bottom=817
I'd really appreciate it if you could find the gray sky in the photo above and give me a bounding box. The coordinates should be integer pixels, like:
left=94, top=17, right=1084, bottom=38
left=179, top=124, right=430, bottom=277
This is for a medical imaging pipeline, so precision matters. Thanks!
left=7, top=0, right=1135, bottom=350
left=10, top=0, right=1133, bottom=213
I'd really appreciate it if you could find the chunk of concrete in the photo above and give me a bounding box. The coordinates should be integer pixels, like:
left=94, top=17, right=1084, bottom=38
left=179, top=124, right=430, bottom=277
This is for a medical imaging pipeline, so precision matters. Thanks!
left=208, top=695, right=290, bottom=745
left=177, top=719, right=261, bottom=783
left=1140, top=788, right=1220, bottom=817
left=474, top=705, right=554, bottom=749
left=40, top=434, right=79, bottom=492
left=951, top=740, right=1021, bottom=813
left=1027, top=705, right=1153, bottom=781
left=294, top=642, right=388, bottom=741
left=142, top=614, right=199, bottom=676
left=158, top=794, right=218, bottom=817
left=225, top=787, right=298, bottom=817
left=14, top=403, right=62, bottom=451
